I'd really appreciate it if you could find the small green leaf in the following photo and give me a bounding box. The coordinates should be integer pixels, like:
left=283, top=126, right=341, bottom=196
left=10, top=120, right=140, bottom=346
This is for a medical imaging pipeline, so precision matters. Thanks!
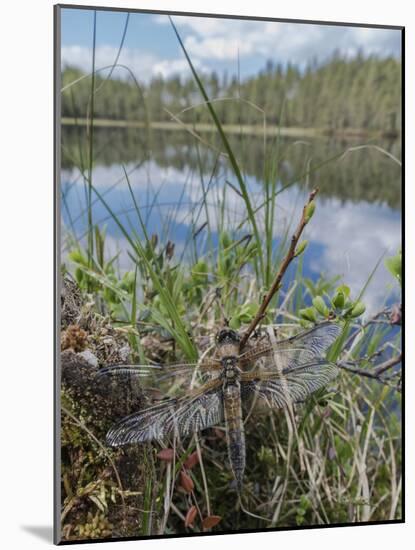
left=312, top=296, right=329, bottom=317
left=336, top=284, right=350, bottom=298
left=240, top=302, right=258, bottom=318
left=300, top=495, right=310, bottom=509
left=296, top=515, right=305, bottom=525
left=74, top=267, right=84, bottom=284
left=229, top=316, right=241, bottom=329
left=120, top=271, right=135, bottom=291
left=220, top=231, right=232, bottom=250
left=294, top=240, right=308, bottom=257
left=349, top=301, right=366, bottom=318
left=299, top=307, right=317, bottom=323
left=69, top=249, right=87, bottom=265
left=304, top=201, right=316, bottom=223
left=332, top=291, right=345, bottom=309
left=385, top=251, right=401, bottom=285
left=229, top=302, right=258, bottom=327
left=191, top=260, right=208, bottom=284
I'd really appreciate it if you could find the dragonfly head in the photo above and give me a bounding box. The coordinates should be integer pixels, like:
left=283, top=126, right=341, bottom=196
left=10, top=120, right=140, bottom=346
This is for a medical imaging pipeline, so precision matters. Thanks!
left=216, top=328, right=241, bottom=345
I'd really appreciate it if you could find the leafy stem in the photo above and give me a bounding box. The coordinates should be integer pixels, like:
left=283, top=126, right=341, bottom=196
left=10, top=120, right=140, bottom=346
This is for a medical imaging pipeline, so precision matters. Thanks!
left=239, top=188, right=319, bottom=349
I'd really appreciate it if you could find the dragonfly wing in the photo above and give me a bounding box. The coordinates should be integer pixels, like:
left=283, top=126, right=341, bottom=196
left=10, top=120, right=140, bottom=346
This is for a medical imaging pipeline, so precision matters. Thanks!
left=97, top=360, right=221, bottom=389
left=106, top=380, right=223, bottom=446
left=240, top=322, right=341, bottom=372
left=241, top=361, right=339, bottom=408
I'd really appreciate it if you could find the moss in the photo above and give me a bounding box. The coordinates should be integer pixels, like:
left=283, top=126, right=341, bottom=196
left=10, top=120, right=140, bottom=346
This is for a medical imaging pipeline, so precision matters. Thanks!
left=60, top=278, right=151, bottom=541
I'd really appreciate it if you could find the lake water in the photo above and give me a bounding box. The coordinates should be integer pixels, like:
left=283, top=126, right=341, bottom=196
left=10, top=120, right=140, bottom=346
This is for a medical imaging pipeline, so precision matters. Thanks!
left=60, top=126, right=401, bottom=314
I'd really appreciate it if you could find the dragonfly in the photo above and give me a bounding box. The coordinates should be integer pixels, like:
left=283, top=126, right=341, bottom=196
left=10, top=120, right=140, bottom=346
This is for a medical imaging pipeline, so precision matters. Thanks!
left=98, top=321, right=340, bottom=490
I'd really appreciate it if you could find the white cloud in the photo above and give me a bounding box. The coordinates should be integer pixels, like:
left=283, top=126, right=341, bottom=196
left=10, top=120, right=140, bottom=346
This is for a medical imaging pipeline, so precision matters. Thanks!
left=162, top=16, right=401, bottom=65
left=62, top=18, right=400, bottom=85
left=152, top=57, right=206, bottom=79
left=183, top=35, right=253, bottom=61
left=61, top=45, right=204, bottom=82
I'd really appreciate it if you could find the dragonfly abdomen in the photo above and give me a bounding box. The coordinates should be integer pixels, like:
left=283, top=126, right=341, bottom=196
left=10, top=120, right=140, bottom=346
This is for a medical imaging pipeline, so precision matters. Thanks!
left=223, top=382, right=246, bottom=491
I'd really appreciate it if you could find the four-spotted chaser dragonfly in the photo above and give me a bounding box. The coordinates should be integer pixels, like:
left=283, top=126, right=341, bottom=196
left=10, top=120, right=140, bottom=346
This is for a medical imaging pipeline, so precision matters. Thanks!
left=99, top=321, right=340, bottom=490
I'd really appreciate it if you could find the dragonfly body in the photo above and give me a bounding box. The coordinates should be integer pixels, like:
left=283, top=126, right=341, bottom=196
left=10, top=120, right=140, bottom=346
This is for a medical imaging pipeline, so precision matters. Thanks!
left=223, top=383, right=245, bottom=490
left=100, top=322, right=341, bottom=490
left=217, top=329, right=246, bottom=490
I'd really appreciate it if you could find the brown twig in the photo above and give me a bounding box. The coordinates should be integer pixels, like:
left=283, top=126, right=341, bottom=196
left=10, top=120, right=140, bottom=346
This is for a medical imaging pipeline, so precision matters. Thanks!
left=343, top=307, right=390, bottom=350
left=374, top=353, right=402, bottom=376
left=337, top=353, right=402, bottom=387
left=239, top=187, right=319, bottom=350
left=338, top=363, right=383, bottom=381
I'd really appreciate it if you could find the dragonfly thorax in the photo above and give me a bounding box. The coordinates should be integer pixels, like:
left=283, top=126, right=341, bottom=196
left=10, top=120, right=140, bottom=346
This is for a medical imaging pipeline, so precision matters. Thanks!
left=221, top=356, right=241, bottom=382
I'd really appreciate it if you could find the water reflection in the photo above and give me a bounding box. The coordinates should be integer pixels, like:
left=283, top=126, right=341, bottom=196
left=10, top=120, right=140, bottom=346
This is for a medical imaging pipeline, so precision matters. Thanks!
left=62, top=126, right=401, bottom=208
left=61, top=126, right=401, bottom=314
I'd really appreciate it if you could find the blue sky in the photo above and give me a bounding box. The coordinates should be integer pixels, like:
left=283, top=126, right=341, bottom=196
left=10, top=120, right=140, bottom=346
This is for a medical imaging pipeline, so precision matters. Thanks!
left=61, top=7, right=401, bottom=82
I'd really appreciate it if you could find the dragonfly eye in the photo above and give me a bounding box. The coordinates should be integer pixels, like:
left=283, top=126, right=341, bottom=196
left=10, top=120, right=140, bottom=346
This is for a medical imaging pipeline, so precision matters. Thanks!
left=216, top=328, right=241, bottom=344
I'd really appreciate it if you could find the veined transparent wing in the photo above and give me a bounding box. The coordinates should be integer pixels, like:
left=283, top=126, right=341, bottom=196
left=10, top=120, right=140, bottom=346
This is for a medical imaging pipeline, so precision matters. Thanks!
left=241, top=360, right=339, bottom=409
left=106, top=379, right=223, bottom=446
left=97, top=359, right=221, bottom=391
left=240, top=322, right=341, bottom=373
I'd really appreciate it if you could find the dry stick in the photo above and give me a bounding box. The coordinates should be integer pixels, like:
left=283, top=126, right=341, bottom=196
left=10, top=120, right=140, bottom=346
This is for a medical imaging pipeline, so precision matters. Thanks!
left=195, top=436, right=211, bottom=517
left=374, top=353, right=402, bottom=376
left=338, top=353, right=402, bottom=383
left=343, top=308, right=390, bottom=352
left=267, top=325, right=296, bottom=525
left=239, top=188, right=319, bottom=350
left=158, top=457, right=172, bottom=535
left=388, top=435, right=398, bottom=520
left=356, top=407, right=374, bottom=522
left=390, top=476, right=402, bottom=520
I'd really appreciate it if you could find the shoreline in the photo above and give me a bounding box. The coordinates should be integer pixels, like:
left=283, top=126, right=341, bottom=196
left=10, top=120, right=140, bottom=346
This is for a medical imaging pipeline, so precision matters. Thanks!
left=61, top=117, right=399, bottom=140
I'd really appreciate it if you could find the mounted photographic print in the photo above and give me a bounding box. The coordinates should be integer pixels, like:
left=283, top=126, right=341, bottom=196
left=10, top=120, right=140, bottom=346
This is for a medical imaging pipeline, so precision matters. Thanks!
left=54, top=4, right=404, bottom=544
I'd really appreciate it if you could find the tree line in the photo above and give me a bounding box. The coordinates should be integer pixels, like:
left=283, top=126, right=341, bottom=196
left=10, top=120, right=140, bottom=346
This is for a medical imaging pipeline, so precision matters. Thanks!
left=61, top=53, right=401, bottom=132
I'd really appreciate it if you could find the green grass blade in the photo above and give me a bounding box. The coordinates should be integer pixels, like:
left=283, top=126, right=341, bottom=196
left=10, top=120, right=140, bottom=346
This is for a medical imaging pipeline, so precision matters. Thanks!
left=91, top=179, right=197, bottom=360
left=170, top=17, right=265, bottom=281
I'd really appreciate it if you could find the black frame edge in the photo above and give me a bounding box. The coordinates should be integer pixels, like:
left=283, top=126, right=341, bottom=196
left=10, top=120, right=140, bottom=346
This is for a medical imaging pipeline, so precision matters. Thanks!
left=400, top=25, right=405, bottom=524
left=56, top=3, right=404, bottom=30
left=54, top=3, right=63, bottom=546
